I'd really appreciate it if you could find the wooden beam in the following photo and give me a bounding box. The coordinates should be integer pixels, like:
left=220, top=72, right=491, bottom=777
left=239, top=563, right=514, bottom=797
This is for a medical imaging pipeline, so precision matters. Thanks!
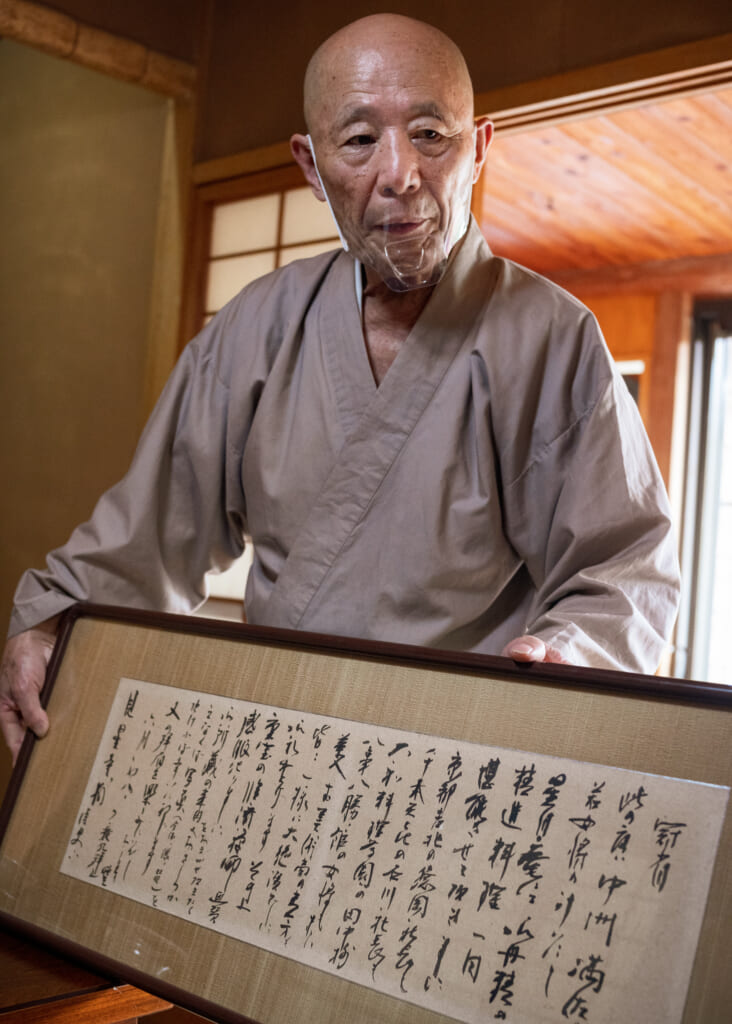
left=546, top=252, right=732, bottom=298
left=646, top=292, right=690, bottom=487
left=475, top=34, right=732, bottom=133
left=190, top=34, right=732, bottom=191
left=193, top=142, right=296, bottom=186
left=142, top=99, right=195, bottom=421
left=0, top=0, right=196, bottom=100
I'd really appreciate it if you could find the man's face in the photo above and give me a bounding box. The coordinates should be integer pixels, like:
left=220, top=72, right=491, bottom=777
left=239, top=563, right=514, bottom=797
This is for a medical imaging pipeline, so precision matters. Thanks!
left=300, top=42, right=489, bottom=291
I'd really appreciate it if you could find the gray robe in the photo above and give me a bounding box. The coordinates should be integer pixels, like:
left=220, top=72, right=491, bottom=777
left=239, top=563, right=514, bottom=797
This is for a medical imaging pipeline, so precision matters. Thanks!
left=10, top=221, right=680, bottom=671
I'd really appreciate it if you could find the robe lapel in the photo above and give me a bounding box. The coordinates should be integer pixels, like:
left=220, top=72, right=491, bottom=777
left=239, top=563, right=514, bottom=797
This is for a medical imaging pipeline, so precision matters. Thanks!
left=264, top=221, right=497, bottom=630
left=319, top=257, right=377, bottom=441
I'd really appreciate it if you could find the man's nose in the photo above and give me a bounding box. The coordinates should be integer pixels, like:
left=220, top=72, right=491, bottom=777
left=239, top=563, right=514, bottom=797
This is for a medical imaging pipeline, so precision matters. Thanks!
left=376, top=134, right=420, bottom=196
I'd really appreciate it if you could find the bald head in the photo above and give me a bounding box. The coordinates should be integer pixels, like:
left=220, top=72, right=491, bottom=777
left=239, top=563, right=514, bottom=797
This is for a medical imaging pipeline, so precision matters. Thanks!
left=290, top=13, right=491, bottom=292
left=303, top=14, right=474, bottom=136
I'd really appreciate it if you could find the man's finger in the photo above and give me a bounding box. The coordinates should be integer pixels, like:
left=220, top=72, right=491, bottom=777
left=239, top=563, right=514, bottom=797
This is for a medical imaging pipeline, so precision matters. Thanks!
left=503, top=635, right=547, bottom=662
left=0, top=700, right=48, bottom=764
left=502, top=635, right=568, bottom=664
left=0, top=623, right=56, bottom=763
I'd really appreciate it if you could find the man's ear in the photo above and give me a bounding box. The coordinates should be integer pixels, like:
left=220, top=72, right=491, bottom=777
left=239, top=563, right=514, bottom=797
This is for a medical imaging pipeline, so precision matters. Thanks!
left=290, top=134, right=326, bottom=202
left=472, top=116, right=494, bottom=184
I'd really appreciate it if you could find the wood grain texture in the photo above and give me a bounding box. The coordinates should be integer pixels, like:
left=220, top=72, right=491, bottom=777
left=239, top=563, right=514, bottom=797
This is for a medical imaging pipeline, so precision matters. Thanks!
left=478, top=88, right=732, bottom=275
left=0, top=0, right=196, bottom=99
left=0, top=984, right=170, bottom=1023
left=0, top=926, right=171, bottom=1021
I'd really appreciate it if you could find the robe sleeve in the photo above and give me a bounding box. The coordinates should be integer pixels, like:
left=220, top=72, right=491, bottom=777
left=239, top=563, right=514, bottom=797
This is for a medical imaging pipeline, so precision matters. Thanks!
left=500, top=329, right=680, bottom=673
left=8, top=331, right=247, bottom=638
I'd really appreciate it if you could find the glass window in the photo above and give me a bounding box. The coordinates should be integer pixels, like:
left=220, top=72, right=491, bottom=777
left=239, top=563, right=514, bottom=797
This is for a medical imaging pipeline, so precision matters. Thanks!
left=210, top=193, right=279, bottom=256
left=206, top=252, right=276, bottom=312
left=676, top=304, right=732, bottom=684
left=689, top=331, right=731, bottom=683
left=615, top=359, right=646, bottom=405
left=203, top=184, right=340, bottom=322
left=281, top=186, right=338, bottom=244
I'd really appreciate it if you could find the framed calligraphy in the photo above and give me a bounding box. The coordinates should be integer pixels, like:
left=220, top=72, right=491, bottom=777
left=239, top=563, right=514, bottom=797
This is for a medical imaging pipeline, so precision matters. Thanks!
left=0, top=604, right=730, bottom=1024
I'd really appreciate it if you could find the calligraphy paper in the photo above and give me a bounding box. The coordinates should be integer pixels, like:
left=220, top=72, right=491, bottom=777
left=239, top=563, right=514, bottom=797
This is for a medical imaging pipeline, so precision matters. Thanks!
left=61, top=679, right=728, bottom=1023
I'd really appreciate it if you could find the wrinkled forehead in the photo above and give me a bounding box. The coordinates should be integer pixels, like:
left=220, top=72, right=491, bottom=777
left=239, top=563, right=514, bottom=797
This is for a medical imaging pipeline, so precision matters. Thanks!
left=305, top=35, right=474, bottom=136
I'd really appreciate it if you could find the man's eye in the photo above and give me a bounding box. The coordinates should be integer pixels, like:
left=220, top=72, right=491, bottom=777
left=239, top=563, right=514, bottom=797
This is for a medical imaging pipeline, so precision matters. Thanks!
left=345, top=134, right=375, bottom=147
left=415, top=129, right=442, bottom=141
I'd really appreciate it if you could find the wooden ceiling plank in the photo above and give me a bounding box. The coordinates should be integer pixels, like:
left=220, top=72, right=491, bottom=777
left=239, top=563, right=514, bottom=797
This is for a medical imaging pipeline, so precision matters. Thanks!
left=478, top=75, right=732, bottom=276
left=484, top=184, right=660, bottom=268
left=612, top=106, right=732, bottom=207
left=559, top=115, right=732, bottom=250
left=713, top=86, right=732, bottom=113
left=557, top=125, right=719, bottom=242
left=538, top=131, right=705, bottom=245
left=481, top=188, right=648, bottom=270
left=546, top=251, right=732, bottom=297
left=488, top=133, right=697, bottom=264
left=481, top=170, right=635, bottom=265
left=654, top=98, right=732, bottom=191
left=480, top=228, right=571, bottom=274
left=492, top=130, right=664, bottom=229
left=596, top=111, right=732, bottom=246
left=486, top=141, right=644, bottom=245
left=484, top=152, right=730, bottom=273
left=605, top=104, right=732, bottom=222
left=479, top=188, right=619, bottom=268
left=662, top=91, right=732, bottom=143
left=479, top=197, right=587, bottom=267
left=702, top=88, right=732, bottom=121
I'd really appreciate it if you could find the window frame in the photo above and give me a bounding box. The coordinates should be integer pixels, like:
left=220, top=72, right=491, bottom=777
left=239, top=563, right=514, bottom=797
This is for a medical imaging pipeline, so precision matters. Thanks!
left=180, top=163, right=340, bottom=346
left=676, top=302, right=732, bottom=682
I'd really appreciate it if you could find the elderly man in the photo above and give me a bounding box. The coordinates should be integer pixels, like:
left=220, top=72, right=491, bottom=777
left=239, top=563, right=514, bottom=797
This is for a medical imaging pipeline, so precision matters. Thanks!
left=0, top=14, right=680, bottom=760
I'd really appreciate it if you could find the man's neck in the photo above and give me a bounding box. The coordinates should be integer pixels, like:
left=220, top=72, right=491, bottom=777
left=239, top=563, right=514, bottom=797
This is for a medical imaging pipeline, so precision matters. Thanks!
left=361, top=272, right=434, bottom=385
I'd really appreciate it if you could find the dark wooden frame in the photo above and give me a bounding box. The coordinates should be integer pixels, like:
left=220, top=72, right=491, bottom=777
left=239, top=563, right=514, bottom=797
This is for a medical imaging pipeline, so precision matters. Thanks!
left=0, top=603, right=730, bottom=1024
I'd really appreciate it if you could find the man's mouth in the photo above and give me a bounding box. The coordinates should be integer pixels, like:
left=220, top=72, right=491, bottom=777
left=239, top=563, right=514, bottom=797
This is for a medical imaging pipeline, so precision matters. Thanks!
left=373, top=219, right=432, bottom=238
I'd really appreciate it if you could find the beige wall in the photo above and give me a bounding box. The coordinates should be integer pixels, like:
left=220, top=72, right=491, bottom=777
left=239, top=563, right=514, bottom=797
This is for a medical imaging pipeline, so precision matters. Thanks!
left=0, top=39, right=169, bottom=790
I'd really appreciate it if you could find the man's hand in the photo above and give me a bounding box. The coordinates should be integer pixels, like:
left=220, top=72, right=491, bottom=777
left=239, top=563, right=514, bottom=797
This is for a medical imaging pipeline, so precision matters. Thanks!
left=502, top=634, right=568, bottom=664
left=0, top=619, right=58, bottom=764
